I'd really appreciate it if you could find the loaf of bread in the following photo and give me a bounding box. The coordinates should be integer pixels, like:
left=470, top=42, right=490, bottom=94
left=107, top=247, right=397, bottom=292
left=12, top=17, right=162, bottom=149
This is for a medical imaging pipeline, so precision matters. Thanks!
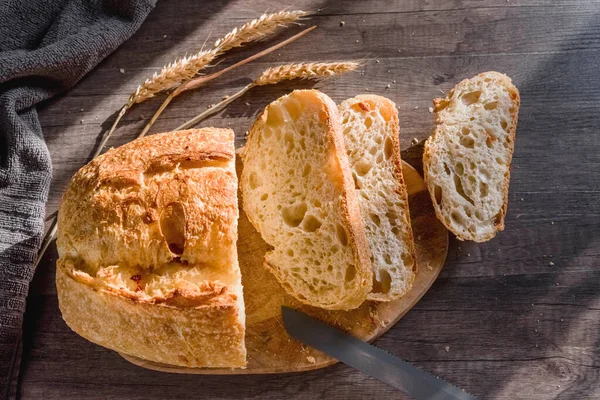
left=423, top=71, right=520, bottom=241
left=339, top=95, right=416, bottom=301
left=56, top=128, right=246, bottom=368
left=240, top=90, right=373, bottom=310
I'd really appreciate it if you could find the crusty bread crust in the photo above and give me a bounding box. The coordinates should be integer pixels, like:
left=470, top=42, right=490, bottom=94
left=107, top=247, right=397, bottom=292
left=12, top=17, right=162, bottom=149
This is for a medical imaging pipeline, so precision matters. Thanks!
left=241, top=90, right=372, bottom=310
left=339, top=95, right=417, bottom=301
left=56, top=128, right=246, bottom=368
left=423, top=71, right=520, bottom=241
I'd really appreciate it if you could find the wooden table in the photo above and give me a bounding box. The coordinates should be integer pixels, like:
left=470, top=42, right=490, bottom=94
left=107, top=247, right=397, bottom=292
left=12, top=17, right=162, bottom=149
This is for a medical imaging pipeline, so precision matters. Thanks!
left=21, top=1, right=600, bottom=398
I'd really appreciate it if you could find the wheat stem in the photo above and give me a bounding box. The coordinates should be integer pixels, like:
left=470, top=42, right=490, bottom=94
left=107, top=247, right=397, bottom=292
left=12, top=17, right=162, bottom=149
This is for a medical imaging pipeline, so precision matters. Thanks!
left=176, top=84, right=253, bottom=131
left=175, top=61, right=359, bottom=130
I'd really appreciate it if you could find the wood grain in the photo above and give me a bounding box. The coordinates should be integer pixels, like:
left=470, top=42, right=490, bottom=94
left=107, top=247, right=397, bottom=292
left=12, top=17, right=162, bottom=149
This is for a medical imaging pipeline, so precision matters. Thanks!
left=20, top=0, right=600, bottom=399
left=119, top=161, right=448, bottom=374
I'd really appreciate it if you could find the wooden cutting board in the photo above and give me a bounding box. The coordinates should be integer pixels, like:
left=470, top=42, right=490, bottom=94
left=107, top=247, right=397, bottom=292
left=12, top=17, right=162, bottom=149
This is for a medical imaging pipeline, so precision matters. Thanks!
left=121, top=159, right=448, bottom=374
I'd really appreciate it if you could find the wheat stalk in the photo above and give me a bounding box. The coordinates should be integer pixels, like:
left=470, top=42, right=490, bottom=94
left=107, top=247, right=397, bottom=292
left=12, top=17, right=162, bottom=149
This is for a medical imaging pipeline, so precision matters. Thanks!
left=175, top=61, right=359, bottom=131
left=138, top=26, right=317, bottom=139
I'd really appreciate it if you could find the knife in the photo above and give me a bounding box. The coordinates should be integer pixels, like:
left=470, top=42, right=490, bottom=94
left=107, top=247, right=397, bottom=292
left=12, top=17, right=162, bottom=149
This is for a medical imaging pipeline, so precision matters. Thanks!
left=281, top=306, right=478, bottom=400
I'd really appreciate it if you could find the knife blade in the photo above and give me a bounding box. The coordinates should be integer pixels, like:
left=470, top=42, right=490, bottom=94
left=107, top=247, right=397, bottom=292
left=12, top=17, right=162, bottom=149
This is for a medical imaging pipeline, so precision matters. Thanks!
left=282, top=306, right=478, bottom=400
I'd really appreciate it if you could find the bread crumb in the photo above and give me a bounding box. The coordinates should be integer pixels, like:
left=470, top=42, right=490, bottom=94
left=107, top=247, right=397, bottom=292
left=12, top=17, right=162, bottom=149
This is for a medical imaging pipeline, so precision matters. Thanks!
left=428, top=107, right=434, bottom=113
left=339, top=21, right=345, bottom=26
left=561, top=319, right=564, bottom=322
left=392, top=80, right=396, bottom=83
left=244, top=102, right=251, bottom=107
left=80, top=119, right=84, bottom=124
left=417, top=235, right=422, bottom=240
left=207, top=104, right=214, bottom=109
left=385, top=84, right=391, bottom=89
left=444, top=346, right=449, bottom=352
left=222, top=95, right=230, bottom=101
left=556, top=282, right=560, bottom=286
left=80, top=108, right=84, bottom=112
left=549, top=261, right=555, bottom=266
left=163, top=34, right=167, bottom=38
left=119, top=68, right=125, bottom=74
left=376, top=60, right=380, bottom=63
left=414, top=106, right=419, bottom=109
left=467, top=253, right=471, bottom=257
left=520, top=198, right=524, bottom=201
left=356, top=40, right=359, bottom=43
left=411, top=137, right=419, bottom=145
left=307, top=356, right=316, bottom=363
left=551, top=221, right=554, bottom=225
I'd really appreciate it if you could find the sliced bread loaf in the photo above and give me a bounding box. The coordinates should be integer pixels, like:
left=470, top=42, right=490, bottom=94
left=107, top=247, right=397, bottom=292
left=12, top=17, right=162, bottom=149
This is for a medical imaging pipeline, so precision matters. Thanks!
left=339, top=95, right=416, bottom=301
left=240, top=90, right=372, bottom=310
left=423, top=71, right=520, bottom=241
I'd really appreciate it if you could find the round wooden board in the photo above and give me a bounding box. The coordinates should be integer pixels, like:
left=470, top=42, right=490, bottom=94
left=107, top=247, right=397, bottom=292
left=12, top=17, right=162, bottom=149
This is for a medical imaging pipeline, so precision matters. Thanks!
left=121, top=160, right=448, bottom=374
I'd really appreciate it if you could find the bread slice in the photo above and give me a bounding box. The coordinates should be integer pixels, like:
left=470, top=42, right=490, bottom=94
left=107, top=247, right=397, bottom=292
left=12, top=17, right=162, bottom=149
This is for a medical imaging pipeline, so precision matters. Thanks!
left=240, top=90, right=372, bottom=310
left=423, top=71, right=520, bottom=241
left=56, top=128, right=246, bottom=368
left=339, top=95, right=416, bottom=301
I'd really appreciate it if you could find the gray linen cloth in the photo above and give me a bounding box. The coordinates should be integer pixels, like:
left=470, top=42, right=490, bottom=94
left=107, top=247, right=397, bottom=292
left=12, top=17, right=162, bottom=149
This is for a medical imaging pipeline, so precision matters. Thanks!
left=0, top=1, right=156, bottom=397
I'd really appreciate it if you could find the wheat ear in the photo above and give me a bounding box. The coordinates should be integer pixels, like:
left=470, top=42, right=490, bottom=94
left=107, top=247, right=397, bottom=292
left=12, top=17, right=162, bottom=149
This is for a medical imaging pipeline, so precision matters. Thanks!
left=138, top=26, right=317, bottom=139
left=99, top=11, right=311, bottom=158
left=175, top=61, right=359, bottom=131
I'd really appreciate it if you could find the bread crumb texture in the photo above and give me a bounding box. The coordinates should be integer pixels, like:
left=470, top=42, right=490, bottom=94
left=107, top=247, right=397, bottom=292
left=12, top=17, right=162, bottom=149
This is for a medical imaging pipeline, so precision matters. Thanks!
left=424, top=72, right=520, bottom=242
left=241, top=90, right=372, bottom=310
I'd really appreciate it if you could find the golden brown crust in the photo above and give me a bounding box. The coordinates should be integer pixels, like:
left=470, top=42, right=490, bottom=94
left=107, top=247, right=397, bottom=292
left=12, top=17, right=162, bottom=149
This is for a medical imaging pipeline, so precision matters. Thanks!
left=423, top=71, right=520, bottom=242
left=56, top=128, right=246, bottom=368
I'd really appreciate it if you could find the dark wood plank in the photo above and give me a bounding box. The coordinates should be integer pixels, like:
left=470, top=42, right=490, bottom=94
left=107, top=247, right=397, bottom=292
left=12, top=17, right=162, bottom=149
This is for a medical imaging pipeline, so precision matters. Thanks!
left=21, top=0, right=600, bottom=398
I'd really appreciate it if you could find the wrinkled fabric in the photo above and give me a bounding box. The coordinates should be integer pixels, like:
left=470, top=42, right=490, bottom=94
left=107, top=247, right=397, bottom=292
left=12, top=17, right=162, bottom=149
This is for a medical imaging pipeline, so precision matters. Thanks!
left=0, top=1, right=156, bottom=398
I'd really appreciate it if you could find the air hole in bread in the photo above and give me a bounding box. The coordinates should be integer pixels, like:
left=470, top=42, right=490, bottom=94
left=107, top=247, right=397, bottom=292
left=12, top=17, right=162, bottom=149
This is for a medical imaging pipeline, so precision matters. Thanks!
left=391, top=226, right=400, bottom=236
left=299, top=138, right=306, bottom=151
left=480, top=182, right=489, bottom=197
left=380, top=104, right=393, bottom=121
left=461, top=127, right=470, bottom=135
left=370, top=213, right=381, bottom=226
left=372, top=270, right=392, bottom=294
left=364, top=117, right=373, bottom=129
left=436, top=99, right=450, bottom=111
left=330, top=245, right=339, bottom=254
left=384, top=137, right=394, bottom=160
left=486, top=134, right=495, bottom=148
left=460, top=135, right=475, bottom=148
left=285, top=100, right=302, bottom=121
left=374, top=135, right=383, bottom=145
left=302, top=164, right=311, bottom=177
left=500, top=119, right=508, bottom=130
left=383, top=253, right=392, bottom=265
left=369, top=145, right=378, bottom=155
left=469, top=162, right=476, bottom=170
left=352, top=171, right=362, bottom=190
left=451, top=211, right=462, bottom=224
left=495, top=157, right=505, bottom=165
left=475, top=210, right=483, bottom=220
left=287, top=249, right=295, bottom=257
left=386, top=210, right=398, bottom=225
left=401, top=252, right=415, bottom=269
left=484, top=101, right=498, bottom=110
left=282, top=203, right=307, bottom=228
left=360, top=191, right=369, bottom=201
left=456, top=162, right=464, bottom=176
left=433, top=184, right=442, bottom=205
left=355, top=160, right=372, bottom=176
left=248, top=172, right=259, bottom=189
left=284, top=130, right=295, bottom=153
left=344, top=264, right=356, bottom=282
left=453, top=174, right=475, bottom=205
left=461, top=90, right=482, bottom=106
left=302, top=215, right=322, bottom=232
left=376, top=152, right=384, bottom=164
left=443, top=163, right=451, bottom=175
left=260, top=193, right=268, bottom=201
left=266, top=105, right=284, bottom=127
left=336, top=224, right=348, bottom=246
left=159, top=202, right=186, bottom=256
left=313, top=199, right=322, bottom=208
